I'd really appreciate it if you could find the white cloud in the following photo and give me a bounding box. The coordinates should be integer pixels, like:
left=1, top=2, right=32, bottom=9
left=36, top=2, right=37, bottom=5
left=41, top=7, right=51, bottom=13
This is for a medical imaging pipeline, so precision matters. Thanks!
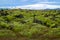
left=17, top=4, right=47, bottom=9
left=0, top=0, right=60, bottom=10
left=14, top=3, right=60, bottom=9
left=47, top=5, right=60, bottom=9
left=0, top=3, right=60, bottom=9
left=13, top=0, right=60, bottom=9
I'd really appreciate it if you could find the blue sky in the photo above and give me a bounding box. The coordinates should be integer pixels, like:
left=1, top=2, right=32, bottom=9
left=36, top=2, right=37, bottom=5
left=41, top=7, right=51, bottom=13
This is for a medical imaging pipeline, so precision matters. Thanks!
left=0, top=0, right=60, bottom=9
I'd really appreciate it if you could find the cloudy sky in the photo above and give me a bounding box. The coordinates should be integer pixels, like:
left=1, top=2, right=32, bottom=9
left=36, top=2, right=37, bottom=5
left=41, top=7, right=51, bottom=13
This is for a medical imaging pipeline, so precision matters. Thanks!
left=0, top=0, right=60, bottom=9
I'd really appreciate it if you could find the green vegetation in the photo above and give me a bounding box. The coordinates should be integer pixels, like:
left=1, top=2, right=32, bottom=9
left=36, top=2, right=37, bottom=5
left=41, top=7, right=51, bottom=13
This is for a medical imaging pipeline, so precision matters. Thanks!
left=0, top=9, right=60, bottom=40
